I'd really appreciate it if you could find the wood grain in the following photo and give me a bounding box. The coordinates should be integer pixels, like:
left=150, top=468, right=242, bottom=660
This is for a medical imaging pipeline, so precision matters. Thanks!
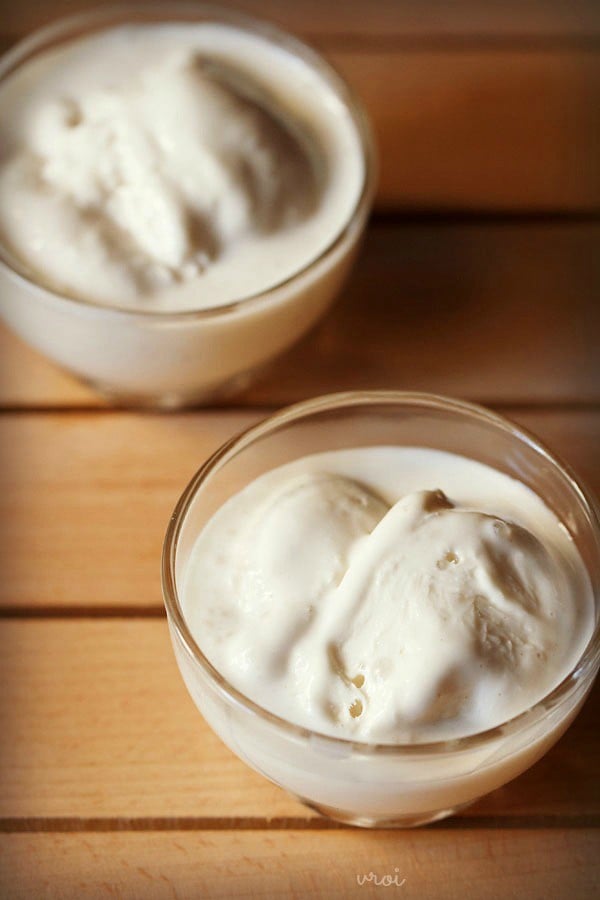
left=1, top=222, right=598, bottom=410
left=0, top=619, right=306, bottom=820
left=0, top=411, right=257, bottom=610
left=1, top=829, right=599, bottom=900
left=0, top=408, right=598, bottom=611
left=331, top=49, right=600, bottom=211
left=244, top=221, right=600, bottom=405
left=0, top=618, right=597, bottom=822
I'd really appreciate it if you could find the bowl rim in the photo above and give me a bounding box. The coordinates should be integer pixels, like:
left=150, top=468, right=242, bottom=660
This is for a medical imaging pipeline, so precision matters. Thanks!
left=162, top=390, right=600, bottom=756
left=0, top=1, right=376, bottom=321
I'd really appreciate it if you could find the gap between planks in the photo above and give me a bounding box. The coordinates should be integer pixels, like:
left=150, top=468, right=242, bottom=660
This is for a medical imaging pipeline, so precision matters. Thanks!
left=0, top=401, right=600, bottom=416
left=2, top=34, right=600, bottom=54
left=305, top=34, right=600, bottom=53
left=1, top=815, right=599, bottom=834
left=0, top=606, right=167, bottom=619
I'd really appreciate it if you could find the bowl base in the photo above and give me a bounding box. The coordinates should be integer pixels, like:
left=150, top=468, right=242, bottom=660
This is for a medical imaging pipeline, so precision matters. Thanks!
left=299, top=797, right=474, bottom=828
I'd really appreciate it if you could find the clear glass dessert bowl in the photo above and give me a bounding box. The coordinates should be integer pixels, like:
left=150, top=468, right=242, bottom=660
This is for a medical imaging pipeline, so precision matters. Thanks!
left=0, top=4, right=375, bottom=408
left=162, top=391, right=600, bottom=827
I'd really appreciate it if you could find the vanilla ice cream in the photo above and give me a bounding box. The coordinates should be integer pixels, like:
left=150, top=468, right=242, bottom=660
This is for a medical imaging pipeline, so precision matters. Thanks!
left=0, top=15, right=370, bottom=402
left=182, top=447, right=594, bottom=743
left=0, top=23, right=362, bottom=311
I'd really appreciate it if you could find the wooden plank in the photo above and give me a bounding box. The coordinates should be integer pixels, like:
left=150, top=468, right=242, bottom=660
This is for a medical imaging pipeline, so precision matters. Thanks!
left=332, top=50, right=600, bottom=212
left=0, top=618, right=598, bottom=821
left=0, top=408, right=598, bottom=612
left=1, top=829, right=599, bottom=900
left=3, top=0, right=600, bottom=41
left=244, top=221, right=600, bottom=405
left=0, top=618, right=306, bottom=820
left=0, top=411, right=256, bottom=610
left=1, top=222, right=598, bottom=409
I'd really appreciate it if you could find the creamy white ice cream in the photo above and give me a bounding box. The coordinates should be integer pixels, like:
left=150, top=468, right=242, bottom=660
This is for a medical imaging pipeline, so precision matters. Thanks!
left=0, top=23, right=363, bottom=311
left=183, top=447, right=594, bottom=743
left=0, top=18, right=369, bottom=402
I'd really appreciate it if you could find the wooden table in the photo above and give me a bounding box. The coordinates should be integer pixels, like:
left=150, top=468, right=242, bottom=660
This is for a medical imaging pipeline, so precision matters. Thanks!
left=1, top=2, right=599, bottom=897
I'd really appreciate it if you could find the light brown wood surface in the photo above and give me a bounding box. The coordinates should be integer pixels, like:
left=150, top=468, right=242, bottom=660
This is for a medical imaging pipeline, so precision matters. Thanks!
left=1, top=830, right=599, bottom=900
left=333, top=49, right=600, bottom=211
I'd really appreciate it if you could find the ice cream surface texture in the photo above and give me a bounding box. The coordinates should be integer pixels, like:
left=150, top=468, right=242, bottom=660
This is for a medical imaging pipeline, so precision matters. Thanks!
left=182, top=447, right=594, bottom=743
left=0, top=24, right=363, bottom=310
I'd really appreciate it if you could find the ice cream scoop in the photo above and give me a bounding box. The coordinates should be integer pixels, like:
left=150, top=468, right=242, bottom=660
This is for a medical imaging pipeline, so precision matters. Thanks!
left=183, top=447, right=593, bottom=743
left=207, top=472, right=388, bottom=682
left=293, top=488, right=575, bottom=741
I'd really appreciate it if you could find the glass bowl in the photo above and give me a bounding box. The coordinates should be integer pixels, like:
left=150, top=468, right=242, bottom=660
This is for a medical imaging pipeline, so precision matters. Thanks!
left=0, top=4, right=375, bottom=408
left=162, top=391, right=600, bottom=827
